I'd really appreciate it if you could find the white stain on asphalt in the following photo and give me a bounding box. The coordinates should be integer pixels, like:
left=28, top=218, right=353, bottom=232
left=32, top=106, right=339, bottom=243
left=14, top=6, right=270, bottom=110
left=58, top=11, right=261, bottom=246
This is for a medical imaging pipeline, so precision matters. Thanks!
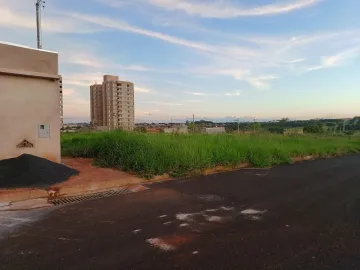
left=176, top=213, right=195, bottom=222
left=132, top=229, right=142, bottom=234
left=240, top=209, right=267, bottom=215
left=0, top=208, right=53, bottom=239
left=158, top=215, right=167, bottom=219
left=248, top=215, right=261, bottom=221
left=180, top=223, right=189, bottom=227
left=205, top=209, right=218, bottom=212
left=163, top=221, right=173, bottom=225
left=220, top=206, right=235, bottom=211
left=146, top=238, right=175, bottom=251
left=205, top=216, right=224, bottom=222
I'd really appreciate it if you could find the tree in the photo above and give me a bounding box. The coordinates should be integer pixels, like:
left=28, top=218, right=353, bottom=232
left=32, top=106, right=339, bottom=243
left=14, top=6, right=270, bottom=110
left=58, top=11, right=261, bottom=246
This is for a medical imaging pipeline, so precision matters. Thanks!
left=303, top=123, right=324, bottom=134
left=280, top=117, right=289, bottom=123
left=188, top=122, right=197, bottom=133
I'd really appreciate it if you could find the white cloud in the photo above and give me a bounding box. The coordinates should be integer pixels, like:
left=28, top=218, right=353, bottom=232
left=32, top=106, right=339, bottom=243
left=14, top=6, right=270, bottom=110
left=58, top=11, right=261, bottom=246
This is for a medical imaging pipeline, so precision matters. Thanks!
left=141, top=101, right=183, bottom=106
left=193, top=66, right=278, bottom=90
left=285, top=58, right=306, bottom=64
left=0, top=5, right=101, bottom=34
left=143, top=0, right=322, bottom=18
left=62, top=72, right=104, bottom=86
left=70, top=12, right=257, bottom=59
left=135, top=87, right=153, bottom=93
left=61, top=49, right=156, bottom=72
left=187, top=92, right=211, bottom=96
left=62, top=89, right=75, bottom=96
left=225, top=90, right=242, bottom=96
left=306, top=47, right=360, bottom=72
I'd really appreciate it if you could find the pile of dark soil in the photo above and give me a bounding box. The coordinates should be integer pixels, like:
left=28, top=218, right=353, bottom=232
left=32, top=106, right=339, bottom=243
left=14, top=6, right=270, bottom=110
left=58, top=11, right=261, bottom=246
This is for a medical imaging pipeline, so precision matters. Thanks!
left=0, top=154, right=79, bottom=189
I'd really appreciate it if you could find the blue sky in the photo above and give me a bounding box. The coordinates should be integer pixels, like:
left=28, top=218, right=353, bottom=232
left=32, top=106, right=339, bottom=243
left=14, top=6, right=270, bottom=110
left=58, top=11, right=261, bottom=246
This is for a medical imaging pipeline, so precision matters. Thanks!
left=1, top=0, right=359, bottom=122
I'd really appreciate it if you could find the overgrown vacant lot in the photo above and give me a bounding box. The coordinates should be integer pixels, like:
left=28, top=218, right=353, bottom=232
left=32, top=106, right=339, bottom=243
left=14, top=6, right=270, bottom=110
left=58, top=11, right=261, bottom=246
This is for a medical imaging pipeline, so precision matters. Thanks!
left=61, top=132, right=360, bottom=178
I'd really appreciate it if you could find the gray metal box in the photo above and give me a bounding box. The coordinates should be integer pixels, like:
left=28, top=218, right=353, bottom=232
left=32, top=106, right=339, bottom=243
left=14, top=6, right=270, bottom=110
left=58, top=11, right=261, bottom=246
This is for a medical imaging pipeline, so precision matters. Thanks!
left=38, top=124, right=50, bottom=138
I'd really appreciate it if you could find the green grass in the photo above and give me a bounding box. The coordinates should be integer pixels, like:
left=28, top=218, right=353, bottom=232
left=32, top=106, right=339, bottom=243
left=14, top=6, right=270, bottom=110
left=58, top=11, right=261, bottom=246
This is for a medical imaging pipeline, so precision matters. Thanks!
left=61, top=131, right=360, bottom=178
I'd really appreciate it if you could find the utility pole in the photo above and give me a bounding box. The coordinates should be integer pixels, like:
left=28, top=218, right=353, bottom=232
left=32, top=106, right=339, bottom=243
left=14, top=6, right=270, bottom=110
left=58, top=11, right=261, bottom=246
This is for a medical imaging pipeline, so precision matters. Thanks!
left=35, top=0, right=46, bottom=49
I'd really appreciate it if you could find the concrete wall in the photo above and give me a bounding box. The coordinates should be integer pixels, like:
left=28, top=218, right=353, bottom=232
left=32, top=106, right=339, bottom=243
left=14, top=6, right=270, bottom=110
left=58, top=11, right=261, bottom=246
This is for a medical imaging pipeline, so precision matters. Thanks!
left=0, top=42, right=61, bottom=162
left=201, top=127, right=226, bottom=134
left=0, top=43, right=58, bottom=74
left=164, top=127, right=188, bottom=134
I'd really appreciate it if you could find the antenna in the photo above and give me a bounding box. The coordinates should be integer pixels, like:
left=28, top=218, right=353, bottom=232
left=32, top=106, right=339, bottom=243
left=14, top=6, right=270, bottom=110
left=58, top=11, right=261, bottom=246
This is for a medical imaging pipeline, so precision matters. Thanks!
left=35, top=0, right=46, bottom=49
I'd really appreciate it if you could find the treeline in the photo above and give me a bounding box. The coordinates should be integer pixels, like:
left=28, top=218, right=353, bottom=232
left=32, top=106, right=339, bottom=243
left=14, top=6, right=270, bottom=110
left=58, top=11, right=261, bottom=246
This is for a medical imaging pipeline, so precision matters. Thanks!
left=224, top=117, right=360, bottom=134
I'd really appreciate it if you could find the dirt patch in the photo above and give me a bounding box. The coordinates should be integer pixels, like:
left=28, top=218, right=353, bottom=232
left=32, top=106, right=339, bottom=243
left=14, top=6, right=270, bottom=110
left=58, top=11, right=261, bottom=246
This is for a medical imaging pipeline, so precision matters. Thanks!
left=161, top=233, right=197, bottom=247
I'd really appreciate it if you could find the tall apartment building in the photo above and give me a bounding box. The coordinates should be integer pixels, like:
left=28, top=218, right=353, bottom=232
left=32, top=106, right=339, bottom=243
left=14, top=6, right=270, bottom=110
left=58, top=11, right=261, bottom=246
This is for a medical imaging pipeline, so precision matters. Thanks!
left=90, top=75, right=135, bottom=131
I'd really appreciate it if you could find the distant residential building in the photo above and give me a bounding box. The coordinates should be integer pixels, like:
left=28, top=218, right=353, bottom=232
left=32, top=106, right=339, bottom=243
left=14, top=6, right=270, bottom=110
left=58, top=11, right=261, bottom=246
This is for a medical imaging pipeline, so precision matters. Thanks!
left=90, top=75, right=135, bottom=131
left=164, top=126, right=188, bottom=134
left=201, top=127, right=226, bottom=134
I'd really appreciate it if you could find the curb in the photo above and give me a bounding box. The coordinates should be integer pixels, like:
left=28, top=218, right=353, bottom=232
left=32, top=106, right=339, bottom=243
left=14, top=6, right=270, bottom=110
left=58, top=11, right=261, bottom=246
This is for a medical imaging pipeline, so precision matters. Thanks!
left=0, top=184, right=151, bottom=211
left=0, top=198, right=53, bottom=211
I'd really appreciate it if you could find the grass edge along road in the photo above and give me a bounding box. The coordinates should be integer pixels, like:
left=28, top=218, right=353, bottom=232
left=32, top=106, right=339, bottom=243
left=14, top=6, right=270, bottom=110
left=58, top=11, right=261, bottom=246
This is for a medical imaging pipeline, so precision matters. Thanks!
left=61, top=131, right=360, bottom=178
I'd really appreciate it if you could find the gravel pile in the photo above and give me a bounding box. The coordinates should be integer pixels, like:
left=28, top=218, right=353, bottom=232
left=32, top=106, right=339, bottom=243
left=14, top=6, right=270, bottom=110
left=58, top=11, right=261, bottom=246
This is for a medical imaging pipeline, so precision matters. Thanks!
left=0, top=154, right=79, bottom=189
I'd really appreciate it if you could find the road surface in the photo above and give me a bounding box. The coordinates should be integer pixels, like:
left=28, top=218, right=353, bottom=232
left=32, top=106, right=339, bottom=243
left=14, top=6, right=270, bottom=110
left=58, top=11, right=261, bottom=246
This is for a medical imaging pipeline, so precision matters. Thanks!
left=1, top=155, right=360, bottom=269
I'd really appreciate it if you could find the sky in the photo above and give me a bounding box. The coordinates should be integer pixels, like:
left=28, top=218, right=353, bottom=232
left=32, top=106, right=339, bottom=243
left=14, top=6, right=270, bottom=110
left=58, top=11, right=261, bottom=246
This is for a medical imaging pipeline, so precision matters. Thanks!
left=1, top=0, right=359, bottom=123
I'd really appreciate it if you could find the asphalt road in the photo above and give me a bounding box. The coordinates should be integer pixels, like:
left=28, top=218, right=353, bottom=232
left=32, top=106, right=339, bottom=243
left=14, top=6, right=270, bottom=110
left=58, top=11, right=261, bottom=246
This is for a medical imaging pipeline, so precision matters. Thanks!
left=1, top=155, right=360, bottom=270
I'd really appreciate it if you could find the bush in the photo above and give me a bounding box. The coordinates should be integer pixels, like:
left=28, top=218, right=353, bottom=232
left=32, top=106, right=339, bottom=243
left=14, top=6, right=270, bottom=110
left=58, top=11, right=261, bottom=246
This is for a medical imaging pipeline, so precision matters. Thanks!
left=268, top=127, right=285, bottom=134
